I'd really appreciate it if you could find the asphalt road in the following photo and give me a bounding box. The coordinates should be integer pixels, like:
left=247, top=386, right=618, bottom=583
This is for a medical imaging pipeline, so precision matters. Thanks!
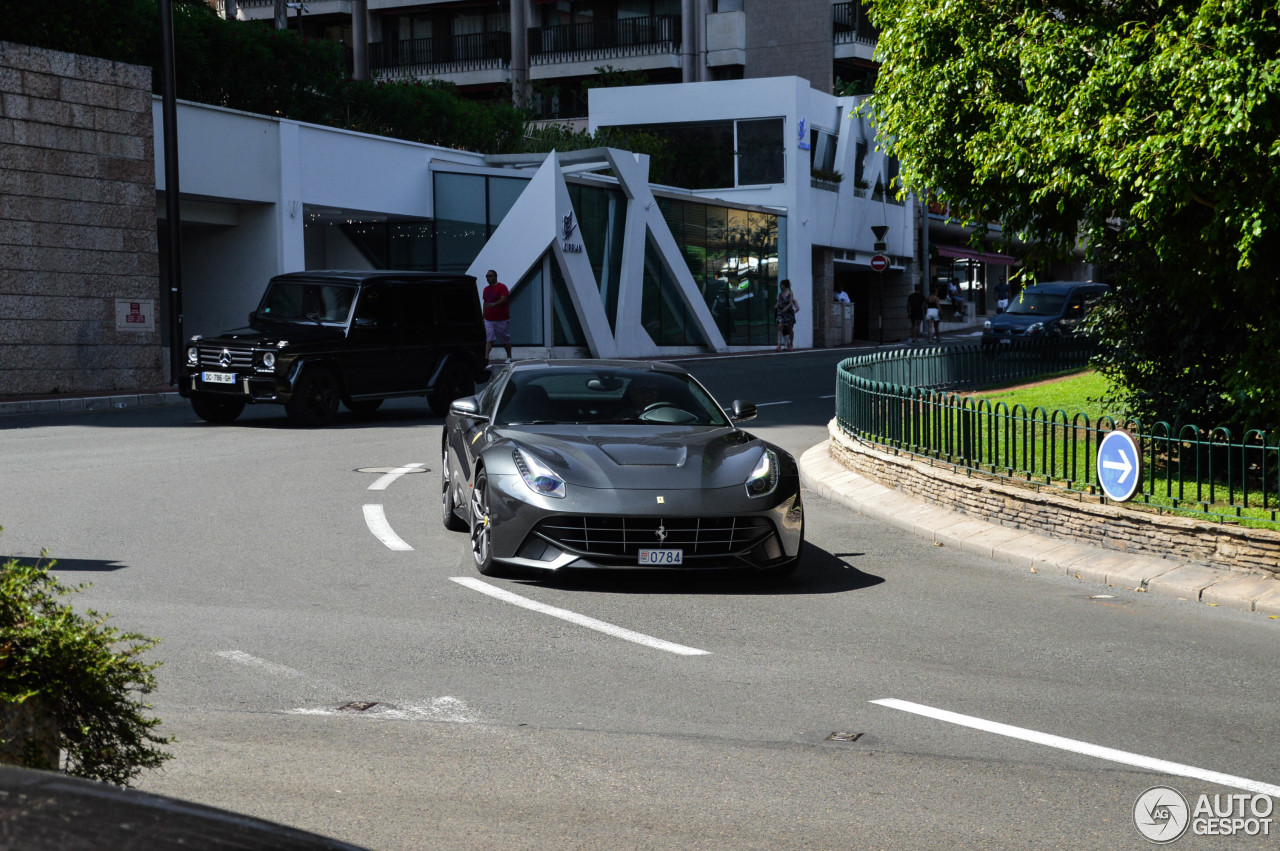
left=1, top=350, right=1276, bottom=850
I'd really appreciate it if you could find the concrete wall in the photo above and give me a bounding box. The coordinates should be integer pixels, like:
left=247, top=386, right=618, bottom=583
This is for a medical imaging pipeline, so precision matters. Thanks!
left=743, top=0, right=832, bottom=92
left=0, top=42, right=163, bottom=396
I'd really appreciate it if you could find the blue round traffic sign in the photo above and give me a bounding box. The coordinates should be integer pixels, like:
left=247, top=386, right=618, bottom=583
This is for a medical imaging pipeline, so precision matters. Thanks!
left=1097, top=429, right=1142, bottom=502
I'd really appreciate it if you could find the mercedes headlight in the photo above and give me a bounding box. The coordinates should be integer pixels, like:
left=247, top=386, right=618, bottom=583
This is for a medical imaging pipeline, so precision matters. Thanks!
left=257, top=350, right=276, bottom=371
left=186, top=346, right=198, bottom=366
left=514, top=448, right=566, bottom=499
left=746, top=449, right=779, bottom=498
left=983, top=320, right=992, bottom=330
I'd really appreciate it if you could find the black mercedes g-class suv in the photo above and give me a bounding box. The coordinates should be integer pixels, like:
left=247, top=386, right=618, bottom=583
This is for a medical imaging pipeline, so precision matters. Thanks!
left=180, top=271, right=490, bottom=426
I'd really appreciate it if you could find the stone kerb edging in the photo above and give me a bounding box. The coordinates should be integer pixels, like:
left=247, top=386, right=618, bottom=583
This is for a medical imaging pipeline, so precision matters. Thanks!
left=827, top=419, right=1280, bottom=578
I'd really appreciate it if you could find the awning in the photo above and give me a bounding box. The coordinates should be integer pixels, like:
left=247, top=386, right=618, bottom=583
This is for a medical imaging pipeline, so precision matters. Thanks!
left=935, top=243, right=1020, bottom=266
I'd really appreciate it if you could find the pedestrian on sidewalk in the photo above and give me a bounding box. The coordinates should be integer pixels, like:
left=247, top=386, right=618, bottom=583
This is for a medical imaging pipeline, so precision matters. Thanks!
left=925, top=286, right=942, bottom=343
left=775, top=279, right=799, bottom=351
left=482, top=270, right=513, bottom=363
left=907, top=284, right=925, bottom=344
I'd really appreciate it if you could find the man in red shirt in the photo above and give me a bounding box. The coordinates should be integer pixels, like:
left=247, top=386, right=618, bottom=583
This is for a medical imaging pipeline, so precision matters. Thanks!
left=482, top=269, right=513, bottom=363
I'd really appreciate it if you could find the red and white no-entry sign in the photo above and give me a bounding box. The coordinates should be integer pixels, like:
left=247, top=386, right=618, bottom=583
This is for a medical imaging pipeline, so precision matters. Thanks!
left=870, top=254, right=889, bottom=272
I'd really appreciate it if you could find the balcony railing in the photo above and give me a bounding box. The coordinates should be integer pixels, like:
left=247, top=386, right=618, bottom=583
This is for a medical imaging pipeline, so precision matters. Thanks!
left=530, top=15, right=680, bottom=64
left=833, top=1, right=878, bottom=45
left=370, top=31, right=511, bottom=77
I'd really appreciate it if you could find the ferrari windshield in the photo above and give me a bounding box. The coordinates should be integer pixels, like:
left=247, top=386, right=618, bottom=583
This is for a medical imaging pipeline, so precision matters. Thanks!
left=495, top=367, right=730, bottom=427
left=1004, top=291, right=1067, bottom=316
left=257, top=280, right=356, bottom=324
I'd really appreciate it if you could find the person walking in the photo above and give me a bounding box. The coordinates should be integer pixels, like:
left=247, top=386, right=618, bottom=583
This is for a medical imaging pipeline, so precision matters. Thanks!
left=995, top=280, right=1011, bottom=313
left=482, top=269, right=513, bottom=363
left=925, top=285, right=943, bottom=343
left=907, top=284, right=926, bottom=344
left=775, top=279, right=799, bottom=351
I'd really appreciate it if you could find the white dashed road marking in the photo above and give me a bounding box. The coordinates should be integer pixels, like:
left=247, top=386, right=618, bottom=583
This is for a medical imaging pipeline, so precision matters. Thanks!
left=872, top=698, right=1280, bottom=797
left=451, top=577, right=710, bottom=656
left=364, top=504, right=413, bottom=551
left=215, top=650, right=308, bottom=679
left=368, top=462, right=424, bottom=491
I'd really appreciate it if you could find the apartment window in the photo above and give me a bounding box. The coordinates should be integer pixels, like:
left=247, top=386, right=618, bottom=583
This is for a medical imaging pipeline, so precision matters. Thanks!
left=735, top=119, right=785, bottom=186
left=606, top=118, right=785, bottom=190
left=810, top=128, right=838, bottom=173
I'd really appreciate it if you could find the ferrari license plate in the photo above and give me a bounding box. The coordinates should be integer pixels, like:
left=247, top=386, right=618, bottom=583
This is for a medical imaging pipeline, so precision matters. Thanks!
left=201, top=371, right=236, bottom=384
left=639, top=548, right=683, bottom=566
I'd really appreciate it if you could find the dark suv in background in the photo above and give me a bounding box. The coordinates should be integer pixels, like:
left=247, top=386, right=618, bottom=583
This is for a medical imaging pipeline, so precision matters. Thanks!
left=982, top=281, right=1110, bottom=349
left=180, top=271, right=489, bottom=426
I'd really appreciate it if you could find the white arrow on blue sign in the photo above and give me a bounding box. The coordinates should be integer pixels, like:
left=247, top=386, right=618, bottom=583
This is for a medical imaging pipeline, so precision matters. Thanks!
left=1097, top=429, right=1142, bottom=502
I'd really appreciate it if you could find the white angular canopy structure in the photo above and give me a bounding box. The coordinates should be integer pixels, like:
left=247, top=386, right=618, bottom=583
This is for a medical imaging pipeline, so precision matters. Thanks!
left=467, top=148, right=728, bottom=358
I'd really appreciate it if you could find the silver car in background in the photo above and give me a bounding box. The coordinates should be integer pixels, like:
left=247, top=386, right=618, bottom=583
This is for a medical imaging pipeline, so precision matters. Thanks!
left=441, top=360, right=804, bottom=579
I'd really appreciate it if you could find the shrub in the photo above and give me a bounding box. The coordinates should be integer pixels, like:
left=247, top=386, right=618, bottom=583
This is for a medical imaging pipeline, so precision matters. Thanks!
left=0, top=528, right=172, bottom=786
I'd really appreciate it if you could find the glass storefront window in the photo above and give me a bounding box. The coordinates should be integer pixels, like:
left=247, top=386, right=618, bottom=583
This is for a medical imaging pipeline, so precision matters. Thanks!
left=487, top=177, right=525, bottom=229
left=389, top=221, right=434, bottom=269
left=435, top=172, right=488, bottom=274
left=550, top=261, right=586, bottom=346
left=509, top=261, right=544, bottom=346
left=569, top=183, right=627, bottom=332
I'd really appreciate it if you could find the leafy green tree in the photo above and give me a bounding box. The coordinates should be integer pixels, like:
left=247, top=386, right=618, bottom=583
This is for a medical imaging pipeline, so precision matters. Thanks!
left=863, top=0, right=1280, bottom=428
left=1, top=529, right=172, bottom=787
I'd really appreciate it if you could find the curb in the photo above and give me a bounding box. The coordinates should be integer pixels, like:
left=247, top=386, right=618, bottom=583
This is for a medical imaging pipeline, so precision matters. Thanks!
left=797, top=441, right=1280, bottom=618
left=0, top=390, right=184, bottom=419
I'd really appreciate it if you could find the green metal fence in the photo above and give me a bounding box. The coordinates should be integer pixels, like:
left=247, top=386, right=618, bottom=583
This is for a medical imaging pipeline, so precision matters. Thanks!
left=835, top=341, right=1280, bottom=528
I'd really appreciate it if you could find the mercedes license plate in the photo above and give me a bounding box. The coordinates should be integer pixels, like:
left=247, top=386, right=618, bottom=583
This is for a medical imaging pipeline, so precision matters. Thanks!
left=639, top=548, right=683, bottom=566
left=201, top=371, right=236, bottom=384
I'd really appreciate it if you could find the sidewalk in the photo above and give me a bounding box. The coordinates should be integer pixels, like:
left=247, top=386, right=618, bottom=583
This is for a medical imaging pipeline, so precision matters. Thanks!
left=797, top=441, right=1280, bottom=618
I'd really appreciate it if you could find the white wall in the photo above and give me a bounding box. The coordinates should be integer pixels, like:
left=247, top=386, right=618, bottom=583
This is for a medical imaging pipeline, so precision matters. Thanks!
left=152, top=99, right=486, bottom=339
left=589, top=77, right=917, bottom=348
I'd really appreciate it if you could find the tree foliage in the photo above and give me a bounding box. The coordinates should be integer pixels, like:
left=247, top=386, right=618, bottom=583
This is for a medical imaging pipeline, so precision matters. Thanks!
left=864, top=0, right=1280, bottom=428
left=1, top=529, right=172, bottom=786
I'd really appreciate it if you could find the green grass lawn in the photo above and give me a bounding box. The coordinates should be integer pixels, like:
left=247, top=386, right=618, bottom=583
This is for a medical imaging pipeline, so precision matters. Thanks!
left=950, top=370, right=1279, bottom=528
left=966, top=369, right=1128, bottom=422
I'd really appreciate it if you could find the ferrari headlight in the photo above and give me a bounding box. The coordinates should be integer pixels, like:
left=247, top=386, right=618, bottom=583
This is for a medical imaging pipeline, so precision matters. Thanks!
left=1027, top=322, right=1044, bottom=335
left=513, top=448, right=566, bottom=499
left=746, top=449, right=779, bottom=498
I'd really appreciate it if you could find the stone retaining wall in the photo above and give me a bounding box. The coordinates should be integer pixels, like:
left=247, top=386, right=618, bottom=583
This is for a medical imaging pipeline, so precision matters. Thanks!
left=0, top=41, right=162, bottom=396
left=829, top=422, right=1280, bottom=577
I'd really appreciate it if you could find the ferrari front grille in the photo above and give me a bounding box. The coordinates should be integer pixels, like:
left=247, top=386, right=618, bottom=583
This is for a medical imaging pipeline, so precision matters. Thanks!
left=533, top=515, right=772, bottom=559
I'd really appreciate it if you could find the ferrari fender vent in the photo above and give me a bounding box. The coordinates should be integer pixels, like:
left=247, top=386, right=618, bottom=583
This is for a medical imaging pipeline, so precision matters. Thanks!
left=533, top=516, right=772, bottom=559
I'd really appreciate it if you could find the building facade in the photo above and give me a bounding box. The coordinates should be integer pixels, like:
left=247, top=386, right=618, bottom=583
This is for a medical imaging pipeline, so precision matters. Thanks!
left=226, top=0, right=878, bottom=118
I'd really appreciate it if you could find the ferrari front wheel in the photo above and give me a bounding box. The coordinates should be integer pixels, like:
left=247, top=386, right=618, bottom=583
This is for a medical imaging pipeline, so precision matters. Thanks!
left=441, top=444, right=467, bottom=532
left=469, top=471, right=501, bottom=576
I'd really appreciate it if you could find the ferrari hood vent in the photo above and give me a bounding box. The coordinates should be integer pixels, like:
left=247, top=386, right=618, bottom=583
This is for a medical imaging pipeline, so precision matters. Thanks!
left=596, top=442, right=687, bottom=467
